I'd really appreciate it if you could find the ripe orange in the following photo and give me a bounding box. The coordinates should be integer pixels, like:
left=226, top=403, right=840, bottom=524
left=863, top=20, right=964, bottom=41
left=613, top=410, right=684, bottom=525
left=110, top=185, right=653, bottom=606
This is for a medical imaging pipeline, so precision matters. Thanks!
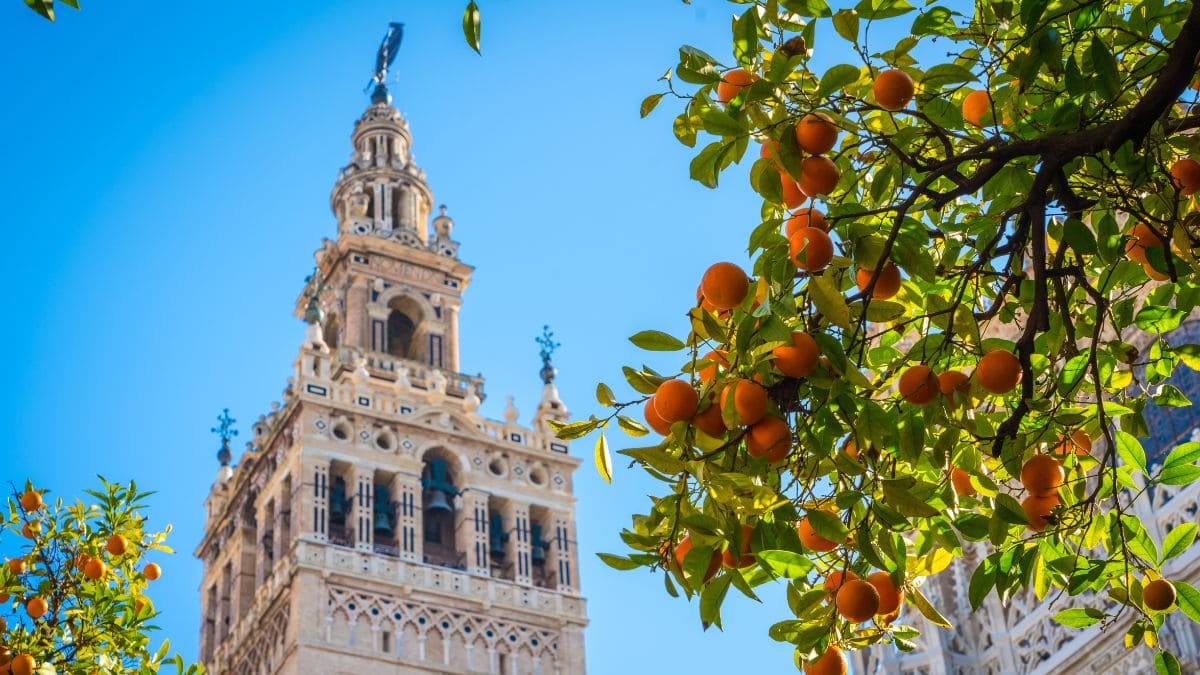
left=18, top=491, right=42, bottom=512
left=803, top=645, right=847, bottom=675
left=106, top=534, right=128, bottom=557
left=1021, top=455, right=1064, bottom=497
left=692, top=398, right=727, bottom=438
left=1170, top=158, right=1200, bottom=195
left=701, top=262, right=750, bottom=311
left=759, top=138, right=782, bottom=169
left=874, top=69, right=914, bottom=111
left=1124, top=223, right=1164, bottom=264
left=84, top=558, right=106, bottom=581
left=25, top=596, right=48, bottom=620
left=843, top=439, right=861, bottom=461
left=823, top=569, right=859, bottom=597
left=21, top=522, right=39, bottom=539
left=855, top=262, right=901, bottom=300
left=773, top=331, right=820, bottom=378
left=867, top=571, right=903, bottom=615
left=721, top=524, right=756, bottom=568
left=951, top=467, right=976, bottom=496
left=976, top=349, right=1021, bottom=394
left=7, top=559, right=25, bottom=575
left=655, top=379, right=699, bottom=423
left=10, top=655, right=34, bottom=675
left=898, top=365, right=939, bottom=405
left=836, top=578, right=880, bottom=622
left=1144, top=578, right=1177, bottom=611
left=938, top=370, right=971, bottom=409
left=795, top=113, right=839, bottom=154
left=1053, top=430, right=1092, bottom=456
left=785, top=208, right=828, bottom=236
left=717, top=68, right=754, bottom=104
left=1021, top=493, right=1061, bottom=532
left=798, top=155, right=840, bottom=197
left=745, top=416, right=792, bottom=463
left=962, top=90, right=992, bottom=127
left=789, top=227, right=834, bottom=272
left=721, top=378, right=769, bottom=425
left=781, top=171, right=807, bottom=209
left=674, top=536, right=721, bottom=582
left=644, top=398, right=673, bottom=435
left=1144, top=261, right=1170, bottom=281
left=698, top=350, right=729, bottom=383
left=74, top=553, right=90, bottom=571
left=797, top=512, right=838, bottom=552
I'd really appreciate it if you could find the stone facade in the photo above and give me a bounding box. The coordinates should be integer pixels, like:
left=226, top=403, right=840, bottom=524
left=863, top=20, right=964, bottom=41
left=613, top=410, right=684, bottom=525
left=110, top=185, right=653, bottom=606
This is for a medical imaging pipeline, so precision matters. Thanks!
left=195, top=88, right=587, bottom=675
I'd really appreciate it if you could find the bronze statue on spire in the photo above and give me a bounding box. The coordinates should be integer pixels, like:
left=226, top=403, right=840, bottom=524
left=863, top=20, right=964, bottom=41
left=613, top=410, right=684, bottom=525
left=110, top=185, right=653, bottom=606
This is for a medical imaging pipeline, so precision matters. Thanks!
left=370, top=22, right=404, bottom=103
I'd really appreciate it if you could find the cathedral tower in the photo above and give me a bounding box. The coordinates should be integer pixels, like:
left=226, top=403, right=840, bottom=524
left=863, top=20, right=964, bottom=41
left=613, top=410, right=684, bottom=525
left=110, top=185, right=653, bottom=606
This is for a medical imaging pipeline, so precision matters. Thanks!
left=195, top=43, right=588, bottom=674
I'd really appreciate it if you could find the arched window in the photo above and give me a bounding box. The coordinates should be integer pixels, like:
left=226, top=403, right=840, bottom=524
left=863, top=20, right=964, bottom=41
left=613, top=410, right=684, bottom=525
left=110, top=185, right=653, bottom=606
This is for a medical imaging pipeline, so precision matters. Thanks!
left=391, top=186, right=406, bottom=230
left=421, top=451, right=461, bottom=569
left=387, top=311, right=416, bottom=358
left=323, top=315, right=341, bottom=350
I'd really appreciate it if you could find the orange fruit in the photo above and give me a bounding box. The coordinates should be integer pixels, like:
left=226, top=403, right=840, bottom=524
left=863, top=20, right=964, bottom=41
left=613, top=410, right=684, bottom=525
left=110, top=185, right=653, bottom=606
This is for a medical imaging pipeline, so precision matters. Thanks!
left=797, top=512, right=838, bottom=552
left=21, top=522, right=38, bottom=539
left=855, top=262, right=901, bottom=300
left=789, top=227, right=834, bottom=272
left=759, top=138, right=782, bottom=169
left=867, top=571, right=903, bottom=615
left=673, top=536, right=721, bottom=582
left=721, top=524, right=756, bottom=568
left=1054, top=429, right=1092, bottom=456
left=25, top=596, right=47, bottom=620
left=7, top=559, right=25, bottom=575
left=9, top=655, right=33, bottom=675
left=785, top=208, right=828, bottom=236
left=1124, top=223, right=1164, bottom=264
left=701, top=262, right=750, bottom=311
left=18, top=491, right=42, bottom=512
left=654, top=379, right=699, bottom=423
left=1021, top=455, right=1064, bottom=497
left=835, top=578, right=880, bottom=622
left=938, top=370, right=972, bottom=409
left=781, top=171, right=807, bottom=209
left=84, top=558, right=106, bottom=581
left=773, top=331, right=820, bottom=378
left=1144, top=578, right=1177, bottom=611
left=795, top=113, right=839, bottom=154
left=804, top=645, right=847, bottom=675
left=874, top=69, right=914, bottom=111
left=951, top=467, right=976, bottom=496
left=823, top=569, right=859, bottom=597
left=1021, top=493, right=1061, bottom=532
left=745, top=416, right=792, bottom=463
left=898, top=365, right=939, bottom=405
left=692, top=398, right=727, bottom=438
left=106, top=534, right=128, bottom=557
left=843, top=439, right=861, bottom=461
left=1144, top=261, right=1170, bottom=281
left=644, top=398, right=673, bottom=435
left=962, top=90, right=992, bottom=127
left=1170, top=158, right=1200, bottom=195
left=717, top=68, right=754, bottom=104
left=721, top=378, right=769, bottom=425
left=798, top=155, right=840, bottom=197
left=697, top=350, right=729, bottom=383
left=976, top=350, right=1021, bottom=394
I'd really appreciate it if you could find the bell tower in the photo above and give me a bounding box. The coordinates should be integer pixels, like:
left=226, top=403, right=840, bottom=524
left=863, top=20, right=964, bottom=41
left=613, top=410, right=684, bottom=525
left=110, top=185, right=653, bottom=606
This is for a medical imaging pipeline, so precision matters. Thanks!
left=195, top=26, right=587, bottom=675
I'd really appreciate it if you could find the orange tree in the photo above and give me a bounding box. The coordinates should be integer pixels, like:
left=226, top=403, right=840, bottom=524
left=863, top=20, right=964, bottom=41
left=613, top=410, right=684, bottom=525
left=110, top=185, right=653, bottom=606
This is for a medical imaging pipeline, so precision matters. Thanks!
left=548, top=0, right=1200, bottom=673
left=1, top=479, right=201, bottom=675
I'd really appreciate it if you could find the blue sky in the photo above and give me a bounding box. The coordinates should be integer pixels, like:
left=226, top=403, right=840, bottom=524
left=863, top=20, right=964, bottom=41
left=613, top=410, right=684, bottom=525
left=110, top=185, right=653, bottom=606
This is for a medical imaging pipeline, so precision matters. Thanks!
left=0, top=0, right=868, bottom=669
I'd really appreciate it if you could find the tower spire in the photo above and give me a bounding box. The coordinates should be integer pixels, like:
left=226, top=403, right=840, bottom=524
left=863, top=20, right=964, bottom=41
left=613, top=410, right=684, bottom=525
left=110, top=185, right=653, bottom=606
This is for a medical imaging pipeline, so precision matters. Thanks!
left=370, top=22, right=404, bottom=105
left=211, top=408, right=238, bottom=467
left=536, top=325, right=560, bottom=385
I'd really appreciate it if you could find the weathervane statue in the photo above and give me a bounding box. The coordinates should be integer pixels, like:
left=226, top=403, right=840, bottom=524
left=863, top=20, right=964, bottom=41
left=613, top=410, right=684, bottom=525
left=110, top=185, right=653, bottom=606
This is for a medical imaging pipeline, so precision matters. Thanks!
left=370, top=22, right=404, bottom=102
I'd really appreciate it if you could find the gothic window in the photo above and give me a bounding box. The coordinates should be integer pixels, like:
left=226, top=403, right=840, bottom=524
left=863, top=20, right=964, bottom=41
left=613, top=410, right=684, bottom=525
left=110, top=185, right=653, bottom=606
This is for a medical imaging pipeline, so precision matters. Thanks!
left=387, top=310, right=416, bottom=358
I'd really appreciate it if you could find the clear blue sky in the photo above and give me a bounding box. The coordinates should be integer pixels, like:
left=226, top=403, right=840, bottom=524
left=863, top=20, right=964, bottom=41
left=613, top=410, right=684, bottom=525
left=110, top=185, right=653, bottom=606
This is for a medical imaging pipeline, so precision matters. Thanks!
left=0, top=0, right=871, bottom=669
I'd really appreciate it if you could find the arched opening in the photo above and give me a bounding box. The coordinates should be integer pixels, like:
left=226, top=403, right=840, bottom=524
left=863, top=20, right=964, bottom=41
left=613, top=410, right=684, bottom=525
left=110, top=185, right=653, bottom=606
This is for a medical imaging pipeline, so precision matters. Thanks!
left=529, top=505, right=554, bottom=589
left=421, top=450, right=461, bottom=569
left=387, top=310, right=416, bottom=358
left=488, top=496, right=511, bottom=580
left=365, top=185, right=376, bottom=219
left=327, top=462, right=353, bottom=548
left=391, top=186, right=406, bottom=230
left=323, top=314, right=340, bottom=350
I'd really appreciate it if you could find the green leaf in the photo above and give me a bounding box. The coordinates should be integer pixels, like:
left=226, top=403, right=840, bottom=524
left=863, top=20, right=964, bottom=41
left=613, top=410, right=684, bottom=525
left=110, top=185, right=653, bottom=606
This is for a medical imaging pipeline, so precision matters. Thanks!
left=597, top=552, right=642, bottom=571
left=882, top=483, right=940, bottom=518
left=616, top=415, right=650, bottom=438
left=594, top=433, right=613, bottom=484
left=808, top=276, right=851, bottom=329
left=1090, top=38, right=1120, bottom=100
left=690, top=141, right=732, bottom=188
left=757, top=550, right=815, bottom=579
left=780, top=0, right=832, bottom=18
left=1135, top=306, right=1186, bottom=333
left=1152, top=384, right=1191, bottom=408
left=1162, top=523, right=1198, bottom=562
left=1160, top=463, right=1200, bottom=485
left=596, top=383, right=616, bottom=407
left=832, top=10, right=859, bottom=43
left=1174, top=581, right=1200, bottom=625
left=1156, top=652, right=1182, bottom=675
left=1163, top=442, right=1200, bottom=469
left=911, top=6, right=959, bottom=36
left=629, top=330, right=686, bottom=351
left=550, top=419, right=598, bottom=440
left=806, top=510, right=849, bottom=543
left=1115, top=430, right=1148, bottom=476
left=920, top=63, right=977, bottom=88
left=908, top=587, right=953, bottom=628
left=1019, top=0, right=1051, bottom=25
left=1063, top=218, right=1098, bottom=256
left=700, top=110, right=747, bottom=137
left=23, top=0, right=54, bottom=20
left=1175, top=345, right=1200, bottom=371
left=733, top=8, right=760, bottom=67
left=995, top=493, right=1029, bottom=525
left=640, top=93, right=665, bottom=118
left=968, top=559, right=995, bottom=610
left=854, top=0, right=915, bottom=20
left=699, top=573, right=733, bottom=629
left=1052, top=607, right=1104, bottom=628
left=462, top=1, right=482, bottom=54
left=817, top=64, right=861, bottom=99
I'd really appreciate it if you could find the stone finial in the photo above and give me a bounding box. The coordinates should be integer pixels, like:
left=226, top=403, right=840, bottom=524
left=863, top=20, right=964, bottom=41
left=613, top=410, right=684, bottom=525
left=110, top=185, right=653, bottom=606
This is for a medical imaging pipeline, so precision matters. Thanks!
left=432, top=204, right=454, bottom=240
left=503, top=396, right=519, bottom=425
left=536, top=325, right=560, bottom=385
left=463, top=384, right=482, bottom=414
left=393, top=366, right=412, bottom=393
left=352, top=357, right=371, bottom=386
left=212, top=409, right=238, bottom=468
left=426, top=369, right=448, bottom=404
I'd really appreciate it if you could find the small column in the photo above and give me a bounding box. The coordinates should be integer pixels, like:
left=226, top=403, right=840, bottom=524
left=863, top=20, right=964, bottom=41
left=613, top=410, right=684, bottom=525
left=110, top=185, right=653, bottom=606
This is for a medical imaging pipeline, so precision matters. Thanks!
left=304, top=457, right=331, bottom=542
left=503, top=501, right=532, bottom=585
left=391, top=472, right=422, bottom=562
left=455, top=490, right=489, bottom=575
left=444, top=304, right=461, bottom=372
left=345, top=276, right=370, bottom=349
left=548, top=510, right=578, bottom=593
left=353, top=466, right=375, bottom=552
